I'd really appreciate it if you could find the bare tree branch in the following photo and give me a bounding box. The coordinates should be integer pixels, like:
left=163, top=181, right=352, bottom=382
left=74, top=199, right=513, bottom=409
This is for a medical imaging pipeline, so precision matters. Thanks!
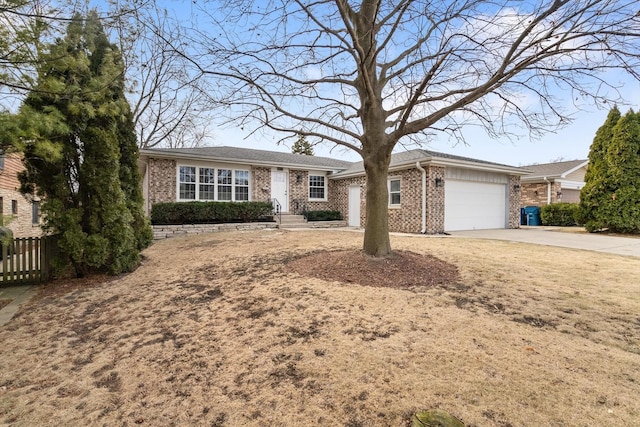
left=162, top=0, right=640, bottom=255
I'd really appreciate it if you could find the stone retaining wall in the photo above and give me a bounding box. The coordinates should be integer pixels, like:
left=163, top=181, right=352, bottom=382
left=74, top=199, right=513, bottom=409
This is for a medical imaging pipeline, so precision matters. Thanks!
left=152, top=222, right=278, bottom=239
left=306, top=220, right=348, bottom=228
left=152, top=220, right=348, bottom=239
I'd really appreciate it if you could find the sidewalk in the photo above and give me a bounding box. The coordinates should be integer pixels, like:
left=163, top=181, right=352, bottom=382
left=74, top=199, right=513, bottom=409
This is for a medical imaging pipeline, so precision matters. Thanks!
left=0, top=285, right=39, bottom=326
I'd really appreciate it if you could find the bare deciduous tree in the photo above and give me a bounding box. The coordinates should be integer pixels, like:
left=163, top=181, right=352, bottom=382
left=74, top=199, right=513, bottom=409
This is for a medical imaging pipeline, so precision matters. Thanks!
left=17, top=1, right=640, bottom=255
left=2, top=1, right=212, bottom=149
left=114, top=5, right=215, bottom=148
left=1, top=0, right=59, bottom=103
left=179, top=0, right=640, bottom=256
left=1, top=0, right=142, bottom=98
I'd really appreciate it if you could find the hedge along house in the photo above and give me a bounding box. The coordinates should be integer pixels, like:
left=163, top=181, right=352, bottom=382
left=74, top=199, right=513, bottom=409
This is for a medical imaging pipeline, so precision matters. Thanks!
left=329, top=149, right=528, bottom=233
left=520, top=159, right=588, bottom=207
left=138, top=146, right=353, bottom=216
left=139, top=146, right=529, bottom=234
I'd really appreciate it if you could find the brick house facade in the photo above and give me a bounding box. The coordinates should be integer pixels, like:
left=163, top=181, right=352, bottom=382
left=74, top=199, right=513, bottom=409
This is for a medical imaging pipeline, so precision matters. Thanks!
left=520, top=160, right=588, bottom=207
left=139, top=146, right=528, bottom=233
left=0, top=153, right=42, bottom=237
left=140, top=147, right=350, bottom=215
left=521, top=181, right=564, bottom=206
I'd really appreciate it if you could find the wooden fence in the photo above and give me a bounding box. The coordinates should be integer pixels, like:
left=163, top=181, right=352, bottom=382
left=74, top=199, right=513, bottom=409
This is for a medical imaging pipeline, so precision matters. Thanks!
left=0, top=236, right=57, bottom=285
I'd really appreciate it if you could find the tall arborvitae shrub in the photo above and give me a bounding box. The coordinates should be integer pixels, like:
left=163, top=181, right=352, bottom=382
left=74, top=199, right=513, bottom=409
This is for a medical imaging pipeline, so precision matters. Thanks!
left=579, top=107, right=640, bottom=233
left=18, top=11, right=150, bottom=276
left=118, top=110, right=153, bottom=250
left=603, top=111, right=640, bottom=233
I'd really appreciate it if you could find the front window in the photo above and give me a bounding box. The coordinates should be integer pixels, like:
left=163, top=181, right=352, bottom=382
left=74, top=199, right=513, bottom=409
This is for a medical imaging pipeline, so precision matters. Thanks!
left=178, top=165, right=251, bottom=202
left=179, top=166, right=196, bottom=200
left=217, top=169, right=232, bottom=201
left=309, top=175, right=326, bottom=200
left=388, top=179, right=401, bottom=206
left=235, top=170, right=249, bottom=201
left=198, top=168, right=216, bottom=200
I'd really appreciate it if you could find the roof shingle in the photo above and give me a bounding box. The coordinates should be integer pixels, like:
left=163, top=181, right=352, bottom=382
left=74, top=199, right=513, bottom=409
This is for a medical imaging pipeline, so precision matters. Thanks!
left=141, top=146, right=353, bottom=169
left=520, top=159, right=588, bottom=179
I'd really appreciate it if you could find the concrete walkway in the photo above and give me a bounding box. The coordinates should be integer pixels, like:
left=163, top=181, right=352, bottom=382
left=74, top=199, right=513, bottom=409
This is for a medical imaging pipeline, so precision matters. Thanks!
left=448, top=227, right=640, bottom=258
left=0, top=285, right=39, bottom=327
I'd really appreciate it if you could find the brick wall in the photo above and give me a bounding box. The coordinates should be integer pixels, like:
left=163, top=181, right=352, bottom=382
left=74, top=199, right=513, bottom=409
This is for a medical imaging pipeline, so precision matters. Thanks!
left=148, top=158, right=177, bottom=205
left=289, top=169, right=307, bottom=212
left=426, top=166, right=445, bottom=234
left=331, top=165, right=519, bottom=234
left=252, top=167, right=271, bottom=203
left=0, top=154, right=42, bottom=237
left=388, top=168, right=423, bottom=233
left=0, top=154, right=22, bottom=190
left=330, top=167, right=443, bottom=234
left=508, top=176, right=521, bottom=228
left=329, top=176, right=366, bottom=226
left=289, top=170, right=331, bottom=213
left=521, top=181, right=562, bottom=206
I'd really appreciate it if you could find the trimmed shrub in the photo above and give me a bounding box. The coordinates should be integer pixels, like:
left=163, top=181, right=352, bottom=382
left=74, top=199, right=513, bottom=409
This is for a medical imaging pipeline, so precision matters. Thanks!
left=150, top=201, right=274, bottom=225
left=305, top=210, right=343, bottom=221
left=540, top=203, right=580, bottom=226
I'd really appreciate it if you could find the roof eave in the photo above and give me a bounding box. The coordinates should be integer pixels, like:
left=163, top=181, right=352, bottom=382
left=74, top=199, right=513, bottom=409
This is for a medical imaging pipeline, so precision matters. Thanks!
left=139, top=149, right=348, bottom=172
left=330, top=156, right=529, bottom=179
left=560, top=160, right=589, bottom=178
left=521, top=174, right=561, bottom=182
left=427, top=157, right=530, bottom=175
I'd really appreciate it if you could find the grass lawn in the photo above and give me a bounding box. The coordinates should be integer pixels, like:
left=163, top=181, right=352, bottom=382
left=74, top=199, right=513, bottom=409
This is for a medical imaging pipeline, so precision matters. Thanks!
left=1, top=230, right=639, bottom=426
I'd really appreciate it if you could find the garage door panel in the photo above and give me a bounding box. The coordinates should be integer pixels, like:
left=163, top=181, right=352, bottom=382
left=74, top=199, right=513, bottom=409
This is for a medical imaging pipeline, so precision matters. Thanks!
left=444, top=180, right=506, bottom=231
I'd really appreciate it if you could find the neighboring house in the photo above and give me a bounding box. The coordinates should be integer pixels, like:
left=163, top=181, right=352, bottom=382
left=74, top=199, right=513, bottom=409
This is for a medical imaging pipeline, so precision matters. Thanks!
left=0, top=152, right=42, bottom=237
left=139, top=146, right=529, bottom=233
left=520, top=159, right=588, bottom=206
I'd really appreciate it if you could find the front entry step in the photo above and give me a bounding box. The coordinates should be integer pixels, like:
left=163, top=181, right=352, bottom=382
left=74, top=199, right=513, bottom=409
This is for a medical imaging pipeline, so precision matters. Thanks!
left=277, top=214, right=348, bottom=229
left=278, top=214, right=307, bottom=229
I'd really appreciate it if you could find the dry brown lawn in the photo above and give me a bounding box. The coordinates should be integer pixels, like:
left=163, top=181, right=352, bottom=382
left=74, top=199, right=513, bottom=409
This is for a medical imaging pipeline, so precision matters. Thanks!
left=1, top=229, right=639, bottom=426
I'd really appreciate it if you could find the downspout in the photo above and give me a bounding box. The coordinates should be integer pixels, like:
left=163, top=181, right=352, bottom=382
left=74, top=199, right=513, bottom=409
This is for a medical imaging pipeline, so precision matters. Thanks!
left=416, top=161, right=427, bottom=234
left=142, top=159, right=150, bottom=216
left=147, top=162, right=151, bottom=215
left=543, top=176, right=551, bottom=205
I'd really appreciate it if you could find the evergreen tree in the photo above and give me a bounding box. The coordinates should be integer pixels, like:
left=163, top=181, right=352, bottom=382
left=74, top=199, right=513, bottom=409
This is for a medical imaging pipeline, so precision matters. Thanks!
left=578, top=107, right=621, bottom=230
left=18, top=11, right=151, bottom=276
left=604, top=110, right=640, bottom=233
left=579, top=108, right=640, bottom=233
left=291, top=134, right=314, bottom=156
left=118, top=108, right=153, bottom=250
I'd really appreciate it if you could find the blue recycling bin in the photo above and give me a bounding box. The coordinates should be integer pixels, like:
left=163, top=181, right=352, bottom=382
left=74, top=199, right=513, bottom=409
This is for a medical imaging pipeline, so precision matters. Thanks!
left=524, top=206, right=541, bottom=226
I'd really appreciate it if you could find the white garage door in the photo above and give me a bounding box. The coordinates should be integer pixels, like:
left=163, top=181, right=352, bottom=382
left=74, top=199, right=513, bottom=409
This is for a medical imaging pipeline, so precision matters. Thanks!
left=444, top=180, right=507, bottom=231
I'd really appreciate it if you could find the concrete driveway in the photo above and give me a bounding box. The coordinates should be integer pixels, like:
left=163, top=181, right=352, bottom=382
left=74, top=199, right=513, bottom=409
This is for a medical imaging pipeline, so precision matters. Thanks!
left=448, top=227, right=640, bottom=258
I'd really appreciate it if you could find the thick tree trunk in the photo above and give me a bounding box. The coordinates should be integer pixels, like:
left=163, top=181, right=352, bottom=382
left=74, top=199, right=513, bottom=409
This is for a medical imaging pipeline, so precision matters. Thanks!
left=362, top=149, right=392, bottom=257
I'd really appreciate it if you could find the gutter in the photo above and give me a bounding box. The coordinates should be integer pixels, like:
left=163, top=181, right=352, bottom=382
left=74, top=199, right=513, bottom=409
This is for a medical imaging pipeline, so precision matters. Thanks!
left=139, top=150, right=346, bottom=173
left=415, top=161, right=427, bottom=234
left=331, top=157, right=530, bottom=180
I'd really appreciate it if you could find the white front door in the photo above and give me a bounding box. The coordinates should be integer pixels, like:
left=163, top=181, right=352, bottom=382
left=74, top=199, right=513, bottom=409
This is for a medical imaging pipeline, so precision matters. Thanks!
left=271, top=170, right=289, bottom=213
left=348, top=185, right=361, bottom=227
